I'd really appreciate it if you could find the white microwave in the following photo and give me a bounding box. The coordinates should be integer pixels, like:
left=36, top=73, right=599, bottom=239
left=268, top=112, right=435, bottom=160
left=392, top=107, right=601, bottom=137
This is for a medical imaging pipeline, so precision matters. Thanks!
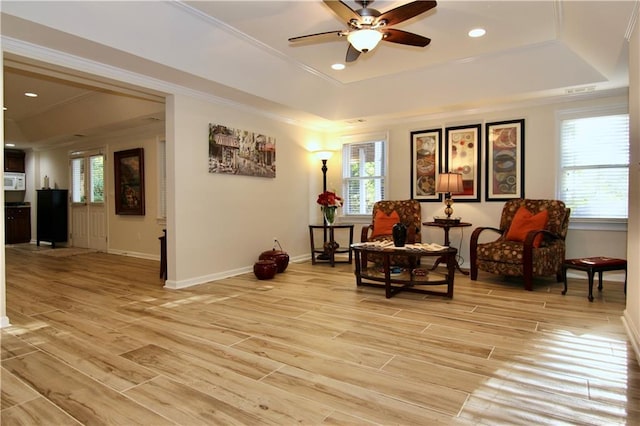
left=4, top=172, right=26, bottom=191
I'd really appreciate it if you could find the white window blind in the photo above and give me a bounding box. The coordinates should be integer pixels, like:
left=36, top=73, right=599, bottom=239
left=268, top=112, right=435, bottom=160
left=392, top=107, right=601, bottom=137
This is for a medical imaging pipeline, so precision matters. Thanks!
left=559, top=112, right=629, bottom=219
left=342, top=137, right=386, bottom=215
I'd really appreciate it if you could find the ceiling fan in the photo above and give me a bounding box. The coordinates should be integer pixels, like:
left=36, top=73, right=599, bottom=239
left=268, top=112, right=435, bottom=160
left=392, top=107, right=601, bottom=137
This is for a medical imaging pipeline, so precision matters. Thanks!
left=288, top=0, right=437, bottom=63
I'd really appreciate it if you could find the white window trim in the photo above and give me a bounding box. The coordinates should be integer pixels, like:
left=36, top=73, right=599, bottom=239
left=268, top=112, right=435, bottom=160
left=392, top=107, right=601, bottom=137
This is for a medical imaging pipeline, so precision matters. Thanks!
left=556, top=103, right=629, bottom=229
left=157, top=137, right=167, bottom=225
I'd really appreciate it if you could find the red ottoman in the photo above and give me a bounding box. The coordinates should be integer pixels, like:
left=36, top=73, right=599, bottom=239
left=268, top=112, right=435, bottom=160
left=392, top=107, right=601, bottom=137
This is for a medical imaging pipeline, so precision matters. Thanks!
left=562, top=257, right=627, bottom=302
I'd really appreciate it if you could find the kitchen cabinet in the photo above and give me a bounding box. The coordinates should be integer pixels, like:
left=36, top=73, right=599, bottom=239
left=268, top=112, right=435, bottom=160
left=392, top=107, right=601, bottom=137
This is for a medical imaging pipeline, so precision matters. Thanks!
left=37, top=189, right=68, bottom=248
left=5, top=206, right=31, bottom=244
left=4, top=149, right=25, bottom=173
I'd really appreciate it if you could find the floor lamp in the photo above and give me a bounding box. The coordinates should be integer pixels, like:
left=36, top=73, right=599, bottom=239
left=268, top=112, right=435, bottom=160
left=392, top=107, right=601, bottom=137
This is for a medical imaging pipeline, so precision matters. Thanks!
left=315, top=150, right=334, bottom=210
left=315, top=151, right=333, bottom=259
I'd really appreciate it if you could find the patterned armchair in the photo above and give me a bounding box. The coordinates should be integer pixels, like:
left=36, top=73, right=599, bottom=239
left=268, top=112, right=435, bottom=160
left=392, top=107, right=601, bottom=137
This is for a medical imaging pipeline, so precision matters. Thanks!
left=361, top=199, right=422, bottom=266
left=470, top=199, right=570, bottom=291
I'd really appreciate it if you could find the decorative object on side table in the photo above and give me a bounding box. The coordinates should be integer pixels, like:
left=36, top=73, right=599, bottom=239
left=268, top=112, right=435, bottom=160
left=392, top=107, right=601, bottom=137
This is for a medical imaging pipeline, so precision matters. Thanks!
left=392, top=222, right=407, bottom=247
left=317, top=190, right=343, bottom=226
left=435, top=172, right=464, bottom=221
left=259, top=239, right=290, bottom=273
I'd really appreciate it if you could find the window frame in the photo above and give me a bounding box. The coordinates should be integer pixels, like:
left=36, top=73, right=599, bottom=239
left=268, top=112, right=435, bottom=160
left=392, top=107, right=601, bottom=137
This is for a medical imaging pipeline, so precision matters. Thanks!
left=340, top=131, right=389, bottom=220
left=556, top=104, right=629, bottom=229
left=69, top=148, right=105, bottom=206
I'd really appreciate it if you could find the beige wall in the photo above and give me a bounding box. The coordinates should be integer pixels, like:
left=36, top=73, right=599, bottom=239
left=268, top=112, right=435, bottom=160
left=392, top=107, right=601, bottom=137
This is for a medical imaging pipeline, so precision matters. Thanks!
left=165, top=93, right=322, bottom=288
left=624, top=18, right=640, bottom=361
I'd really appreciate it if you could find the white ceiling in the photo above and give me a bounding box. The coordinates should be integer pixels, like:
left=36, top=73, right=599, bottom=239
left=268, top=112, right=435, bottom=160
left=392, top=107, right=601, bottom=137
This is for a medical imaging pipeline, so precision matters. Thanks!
left=2, top=1, right=637, bottom=149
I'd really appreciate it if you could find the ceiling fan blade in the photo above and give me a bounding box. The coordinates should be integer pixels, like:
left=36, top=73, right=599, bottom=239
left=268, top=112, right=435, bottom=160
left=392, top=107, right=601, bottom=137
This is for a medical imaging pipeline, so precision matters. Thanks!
left=376, top=1, right=437, bottom=27
left=346, top=44, right=361, bottom=62
left=382, top=28, right=431, bottom=47
left=288, top=30, right=345, bottom=43
left=323, top=0, right=360, bottom=24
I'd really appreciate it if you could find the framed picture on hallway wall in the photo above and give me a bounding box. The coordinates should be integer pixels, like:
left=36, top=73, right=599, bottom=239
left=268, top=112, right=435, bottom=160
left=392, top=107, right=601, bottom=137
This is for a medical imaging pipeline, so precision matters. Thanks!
left=445, top=124, right=481, bottom=202
left=208, top=123, right=276, bottom=178
left=410, top=128, right=442, bottom=202
left=485, top=119, right=525, bottom=201
left=114, top=148, right=145, bottom=215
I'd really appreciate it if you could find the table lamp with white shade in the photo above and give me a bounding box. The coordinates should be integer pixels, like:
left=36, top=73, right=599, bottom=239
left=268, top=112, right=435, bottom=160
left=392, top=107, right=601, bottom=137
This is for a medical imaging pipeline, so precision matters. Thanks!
left=435, top=172, right=464, bottom=221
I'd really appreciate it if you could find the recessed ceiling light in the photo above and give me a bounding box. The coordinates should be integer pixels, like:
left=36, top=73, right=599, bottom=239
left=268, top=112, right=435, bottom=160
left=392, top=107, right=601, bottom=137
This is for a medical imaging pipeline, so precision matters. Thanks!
left=5, top=143, right=15, bottom=147
left=331, top=63, right=345, bottom=70
left=468, top=28, right=486, bottom=38
left=24, top=92, right=38, bottom=97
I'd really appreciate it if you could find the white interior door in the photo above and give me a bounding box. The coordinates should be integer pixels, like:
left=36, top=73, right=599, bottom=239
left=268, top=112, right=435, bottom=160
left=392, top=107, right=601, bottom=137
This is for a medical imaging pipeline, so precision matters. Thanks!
left=70, top=152, right=107, bottom=251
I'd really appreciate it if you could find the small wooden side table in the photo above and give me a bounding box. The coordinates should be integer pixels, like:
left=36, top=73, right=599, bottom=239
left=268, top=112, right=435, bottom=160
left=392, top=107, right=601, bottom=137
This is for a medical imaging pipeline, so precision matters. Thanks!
left=562, top=257, right=627, bottom=302
left=423, top=221, right=472, bottom=274
left=309, top=224, right=354, bottom=267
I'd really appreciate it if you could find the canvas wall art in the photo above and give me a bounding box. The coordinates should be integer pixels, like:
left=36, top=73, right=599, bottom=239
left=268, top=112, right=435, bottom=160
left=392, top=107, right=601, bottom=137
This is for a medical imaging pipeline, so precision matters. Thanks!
left=410, top=128, right=442, bottom=202
left=445, top=124, right=481, bottom=202
left=485, top=119, right=525, bottom=200
left=208, top=123, right=276, bottom=178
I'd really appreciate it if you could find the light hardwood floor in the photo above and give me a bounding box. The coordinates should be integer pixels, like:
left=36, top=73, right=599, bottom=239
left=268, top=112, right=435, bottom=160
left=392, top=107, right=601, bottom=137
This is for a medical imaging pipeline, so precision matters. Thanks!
left=1, top=244, right=638, bottom=425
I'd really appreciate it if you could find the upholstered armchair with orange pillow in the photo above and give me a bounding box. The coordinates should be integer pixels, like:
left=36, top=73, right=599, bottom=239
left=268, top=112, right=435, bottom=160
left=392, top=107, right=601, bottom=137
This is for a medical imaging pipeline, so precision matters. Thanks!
left=470, top=199, right=570, bottom=291
left=361, top=200, right=422, bottom=265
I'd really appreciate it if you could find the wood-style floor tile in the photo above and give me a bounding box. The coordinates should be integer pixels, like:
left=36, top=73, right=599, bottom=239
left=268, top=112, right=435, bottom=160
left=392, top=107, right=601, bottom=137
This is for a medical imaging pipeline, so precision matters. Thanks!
left=1, top=246, right=638, bottom=425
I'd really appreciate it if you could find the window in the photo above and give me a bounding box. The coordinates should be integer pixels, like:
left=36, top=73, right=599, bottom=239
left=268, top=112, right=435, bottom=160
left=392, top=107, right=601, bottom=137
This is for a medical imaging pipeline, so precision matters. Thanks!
left=89, top=155, right=104, bottom=203
left=71, top=151, right=104, bottom=205
left=342, top=133, right=387, bottom=215
left=558, top=107, right=629, bottom=220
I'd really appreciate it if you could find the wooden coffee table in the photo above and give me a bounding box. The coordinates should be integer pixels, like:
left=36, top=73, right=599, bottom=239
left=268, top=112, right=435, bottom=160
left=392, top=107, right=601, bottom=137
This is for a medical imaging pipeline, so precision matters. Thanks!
left=351, top=243, right=457, bottom=299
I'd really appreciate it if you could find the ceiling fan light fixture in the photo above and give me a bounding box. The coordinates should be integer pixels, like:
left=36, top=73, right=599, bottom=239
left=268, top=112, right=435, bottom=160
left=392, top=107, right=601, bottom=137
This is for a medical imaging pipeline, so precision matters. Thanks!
left=347, top=29, right=383, bottom=52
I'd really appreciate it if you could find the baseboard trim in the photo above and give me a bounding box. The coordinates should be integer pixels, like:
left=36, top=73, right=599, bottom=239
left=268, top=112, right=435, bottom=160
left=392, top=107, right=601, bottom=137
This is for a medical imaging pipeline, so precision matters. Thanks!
left=107, top=248, right=160, bottom=261
left=0, top=316, right=11, bottom=329
left=163, top=254, right=312, bottom=289
left=622, top=310, right=640, bottom=367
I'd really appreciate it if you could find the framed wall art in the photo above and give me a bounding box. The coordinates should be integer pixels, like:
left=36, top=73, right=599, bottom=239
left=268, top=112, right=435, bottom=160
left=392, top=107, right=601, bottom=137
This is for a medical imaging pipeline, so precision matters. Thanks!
left=445, top=124, right=481, bottom=202
left=114, top=148, right=145, bottom=215
left=485, top=119, right=525, bottom=201
left=410, top=128, right=442, bottom=202
left=208, top=123, right=276, bottom=178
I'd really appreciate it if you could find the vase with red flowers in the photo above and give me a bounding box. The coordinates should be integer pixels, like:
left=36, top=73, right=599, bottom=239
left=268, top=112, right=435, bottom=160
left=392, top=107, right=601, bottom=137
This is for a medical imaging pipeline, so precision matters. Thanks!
left=317, top=190, right=343, bottom=226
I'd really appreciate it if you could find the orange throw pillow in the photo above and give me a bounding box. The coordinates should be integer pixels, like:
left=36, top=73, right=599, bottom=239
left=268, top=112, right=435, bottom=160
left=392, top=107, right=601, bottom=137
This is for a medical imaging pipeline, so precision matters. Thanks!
left=506, top=207, right=549, bottom=247
left=371, top=210, right=400, bottom=238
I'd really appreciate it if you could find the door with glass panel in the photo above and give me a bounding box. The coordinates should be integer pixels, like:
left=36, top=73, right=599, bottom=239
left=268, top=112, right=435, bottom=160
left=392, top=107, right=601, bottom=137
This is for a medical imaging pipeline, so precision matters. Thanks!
left=70, top=152, right=107, bottom=251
